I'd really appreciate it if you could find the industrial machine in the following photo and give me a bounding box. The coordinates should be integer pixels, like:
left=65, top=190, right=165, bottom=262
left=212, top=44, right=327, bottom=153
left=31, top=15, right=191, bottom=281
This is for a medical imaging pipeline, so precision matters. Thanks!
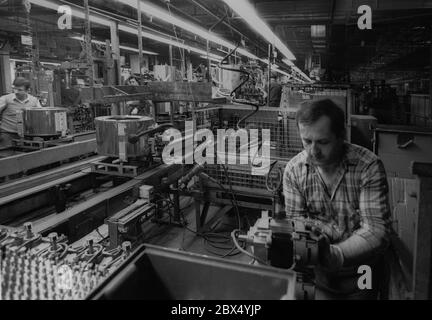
left=233, top=211, right=322, bottom=299
left=87, top=244, right=298, bottom=300
left=0, top=222, right=132, bottom=300
left=238, top=211, right=321, bottom=269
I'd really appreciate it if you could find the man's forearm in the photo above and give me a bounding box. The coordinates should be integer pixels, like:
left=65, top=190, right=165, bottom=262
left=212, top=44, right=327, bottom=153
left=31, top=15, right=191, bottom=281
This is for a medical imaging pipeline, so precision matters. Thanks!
left=335, top=230, right=387, bottom=266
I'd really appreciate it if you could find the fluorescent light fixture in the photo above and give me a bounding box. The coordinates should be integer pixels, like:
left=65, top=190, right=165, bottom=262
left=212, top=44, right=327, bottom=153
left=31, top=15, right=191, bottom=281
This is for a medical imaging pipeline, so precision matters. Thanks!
left=311, top=25, right=326, bottom=38
left=199, top=55, right=223, bottom=63
left=10, top=58, right=61, bottom=66
left=32, top=0, right=261, bottom=64
left=222, top=0, right=296, bottom=61
left=31, top=0, right=310, bottom=82
left=292, top=66, right=313, bottom=83
left=118, top=45, right=157, bottom=55
left=70, top=36, right=158, bottom=55
left=118, top=25, right=223, bottom=60
left=274, top=69, right=290, bottom=77
left=282, top=58, right=294, bottom=66
left=282, top=59, right=311, bottom=83
left=119, top=0, right=260, bottom=60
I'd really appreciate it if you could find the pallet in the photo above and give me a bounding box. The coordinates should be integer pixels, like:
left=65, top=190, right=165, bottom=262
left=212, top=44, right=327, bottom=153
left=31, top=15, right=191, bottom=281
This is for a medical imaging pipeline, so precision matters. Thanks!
left=12, top=136, right=74, bottom=150
left=90, top=160, right=143, bottom=178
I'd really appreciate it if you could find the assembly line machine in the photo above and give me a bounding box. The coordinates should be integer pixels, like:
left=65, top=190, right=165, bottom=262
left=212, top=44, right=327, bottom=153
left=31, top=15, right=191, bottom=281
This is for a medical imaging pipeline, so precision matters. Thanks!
left=1, top=81, right=431, bottom=300
left=0, top=78, right=314, bottom=300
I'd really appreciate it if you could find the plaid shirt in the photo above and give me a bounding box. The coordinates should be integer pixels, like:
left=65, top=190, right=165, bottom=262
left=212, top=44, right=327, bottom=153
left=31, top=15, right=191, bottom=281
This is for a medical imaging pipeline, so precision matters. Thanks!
left=283, top=142, right=391, bottom=267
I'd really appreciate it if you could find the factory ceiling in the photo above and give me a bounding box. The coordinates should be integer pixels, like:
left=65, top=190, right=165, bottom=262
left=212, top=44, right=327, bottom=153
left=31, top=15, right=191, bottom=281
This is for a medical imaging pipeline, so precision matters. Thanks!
left=0, top=0, right=432, bottom=84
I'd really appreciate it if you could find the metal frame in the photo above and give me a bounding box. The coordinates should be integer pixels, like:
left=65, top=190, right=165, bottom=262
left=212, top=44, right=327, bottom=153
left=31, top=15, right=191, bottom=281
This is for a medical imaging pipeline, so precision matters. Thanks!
left=0, top=139, right=97, bottom=179
left=410, top=161, right=432, bottom=299
left=79, top=82, right=215, bottom=104
left=32, top=164, right=171, bottom=235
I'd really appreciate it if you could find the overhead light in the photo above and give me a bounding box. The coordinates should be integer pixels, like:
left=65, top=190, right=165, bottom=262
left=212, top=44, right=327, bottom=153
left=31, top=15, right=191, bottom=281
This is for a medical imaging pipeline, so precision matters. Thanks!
left=118, top=0, right=260, bottom=61
left=222, top=0, right=296, bottom=61
left=30, top=1, right=210, bottom=59
left=282, top=58, right=311, bottom=82
left=32, top=0, right=262, bottom=64
left=118, top=45, right=158, bottom=55
left=292, top=66, right=313, bottom=83
left=119, top=25, right=224, bottom=60
left=30, top=0, right=309, bottom=82
left=282, top=58, right=294, bottom=66
left=274, top=69, right=290, bottom=77
left=311, top=25, right=326, bottom=38
left=199, top=55, right=223, bottom=63
left=70, top=36, right=158, bottom=55
left=10, top=58, right=61, bottom=66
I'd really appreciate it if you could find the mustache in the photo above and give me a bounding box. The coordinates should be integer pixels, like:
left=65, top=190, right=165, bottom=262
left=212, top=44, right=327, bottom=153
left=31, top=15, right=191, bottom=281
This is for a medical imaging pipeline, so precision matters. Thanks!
left=308, top=152, right=323, bottom=159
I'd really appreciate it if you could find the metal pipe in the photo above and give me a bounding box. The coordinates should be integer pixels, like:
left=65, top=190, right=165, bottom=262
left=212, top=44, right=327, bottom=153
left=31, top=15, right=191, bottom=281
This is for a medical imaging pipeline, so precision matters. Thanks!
left=84, top=0, right=94, bottom=86
left=169, top=44, right=173, bottom=67
left=267, top=44, right=272, bottom=106
left=128, top=123, right=174, bottom=144
left=137, top=0, right=143, bottom=78
left=172, top=180, right=180, bottom=222
left=430, top=27, right=432, bottom=111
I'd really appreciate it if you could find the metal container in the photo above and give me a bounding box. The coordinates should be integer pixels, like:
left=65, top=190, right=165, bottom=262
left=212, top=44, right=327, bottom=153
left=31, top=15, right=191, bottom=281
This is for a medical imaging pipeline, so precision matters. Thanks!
left=20, top=107, right=68, bottom=137
left=87, top=244, right=297, bottom=300
left=95, top=115, right=155, bottom=160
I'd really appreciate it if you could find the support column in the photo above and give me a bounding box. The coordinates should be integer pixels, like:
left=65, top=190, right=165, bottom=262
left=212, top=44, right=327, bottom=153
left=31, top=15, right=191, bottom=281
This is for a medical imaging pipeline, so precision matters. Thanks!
left=84, top=0, right=94, bottom=86
left=110, top=21, right=121, bottom=85
left=137, top=0, right=143, bottom=78
left=0, top=48, right=12, bottom=94
left=429, top=28, right=432, bottom=113
left=267, top=44, right=272, bottom=106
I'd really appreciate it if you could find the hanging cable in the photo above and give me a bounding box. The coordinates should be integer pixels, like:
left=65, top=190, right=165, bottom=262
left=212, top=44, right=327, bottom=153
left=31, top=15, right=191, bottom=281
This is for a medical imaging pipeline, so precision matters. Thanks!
left=218, top=44, right=265, bottom=129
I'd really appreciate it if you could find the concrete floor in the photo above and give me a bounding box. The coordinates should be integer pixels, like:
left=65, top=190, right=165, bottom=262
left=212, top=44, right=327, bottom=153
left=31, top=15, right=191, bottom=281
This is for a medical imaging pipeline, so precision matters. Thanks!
left=141, top=196, right=254, bottom=264
left=74, top=195, right=257, bottom=265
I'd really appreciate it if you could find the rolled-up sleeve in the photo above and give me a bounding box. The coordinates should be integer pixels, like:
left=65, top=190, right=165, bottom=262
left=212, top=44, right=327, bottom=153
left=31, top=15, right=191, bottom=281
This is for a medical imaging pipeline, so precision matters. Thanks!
left=0, top=95, right=7, bottom=114
left=283, top=163, right=307, bottom=218
left=336, top=159, right=391, bottom=266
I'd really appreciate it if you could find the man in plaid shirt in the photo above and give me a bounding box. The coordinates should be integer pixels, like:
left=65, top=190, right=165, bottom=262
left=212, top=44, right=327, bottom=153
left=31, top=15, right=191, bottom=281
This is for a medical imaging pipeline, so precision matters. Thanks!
left=283, top=99, right=391, bottom=299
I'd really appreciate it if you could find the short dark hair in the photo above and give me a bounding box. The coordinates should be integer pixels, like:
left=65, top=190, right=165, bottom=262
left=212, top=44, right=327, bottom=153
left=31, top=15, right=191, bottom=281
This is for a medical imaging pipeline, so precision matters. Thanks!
left=296, top=99, right=346, bottom=139
left=13, top=77, right=31, bottom=90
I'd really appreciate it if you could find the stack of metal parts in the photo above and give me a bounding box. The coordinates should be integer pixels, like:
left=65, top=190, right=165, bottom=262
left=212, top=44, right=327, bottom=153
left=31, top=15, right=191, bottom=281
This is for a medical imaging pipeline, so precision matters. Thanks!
left=0, top=224, right=131, bottom=300
left=71, top=105, right=96, bottom=133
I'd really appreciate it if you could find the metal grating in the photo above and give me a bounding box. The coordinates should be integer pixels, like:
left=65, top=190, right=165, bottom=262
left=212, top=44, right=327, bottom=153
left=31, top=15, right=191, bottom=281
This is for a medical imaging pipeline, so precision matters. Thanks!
left=204, top=162, right=286, bottom=191
left=193, top=106, right=302, bottom=191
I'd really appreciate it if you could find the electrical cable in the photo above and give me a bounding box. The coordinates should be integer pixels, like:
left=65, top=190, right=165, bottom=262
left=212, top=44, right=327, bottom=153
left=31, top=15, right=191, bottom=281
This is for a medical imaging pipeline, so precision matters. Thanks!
left=174, top=196, right=243, bottom=258
left=265, top=161, right=283, bottom=192
left=231, top=229, right=268, bottom=265
left=217, top=44, right=265, bottom=129
left=220, top=163, right=241, bottom=229
left=153, top=182, right=243, bottom=258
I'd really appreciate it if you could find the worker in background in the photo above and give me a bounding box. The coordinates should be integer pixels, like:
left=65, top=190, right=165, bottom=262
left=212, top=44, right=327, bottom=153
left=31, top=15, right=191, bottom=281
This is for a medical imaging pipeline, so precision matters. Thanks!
left=125, top=76, right=154, bottom=117
left=283, top=99, right=391, bottom=299
left=0, top=77, right=41, bottom=148
left=268, top=73, right=282, bottom=107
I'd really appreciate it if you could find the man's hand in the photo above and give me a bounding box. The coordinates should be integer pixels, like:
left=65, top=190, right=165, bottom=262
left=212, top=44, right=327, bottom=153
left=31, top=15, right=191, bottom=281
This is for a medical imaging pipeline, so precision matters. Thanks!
left=317, top=234, right=344, bottom=272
